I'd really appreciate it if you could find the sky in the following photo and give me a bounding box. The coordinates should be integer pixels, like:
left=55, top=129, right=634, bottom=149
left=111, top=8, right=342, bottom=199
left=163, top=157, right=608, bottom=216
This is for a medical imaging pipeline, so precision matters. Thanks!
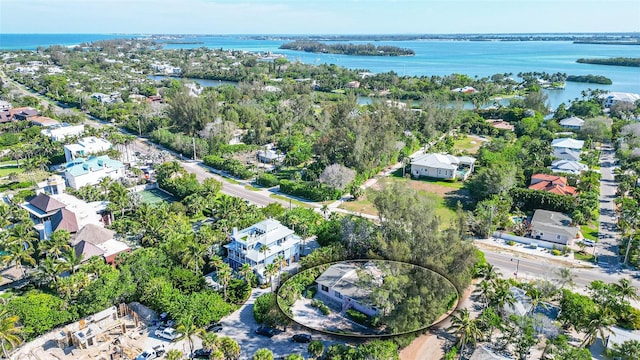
left=1, top=0, right=639, bottom=34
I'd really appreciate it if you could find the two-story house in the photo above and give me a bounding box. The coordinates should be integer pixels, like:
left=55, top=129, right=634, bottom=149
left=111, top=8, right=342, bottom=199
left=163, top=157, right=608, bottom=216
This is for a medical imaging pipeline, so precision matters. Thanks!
left=64, top=136, right=112, bottom=163
left=551, top=138, right=584, bottom=162
left=225, top=219, right=300, bottom=283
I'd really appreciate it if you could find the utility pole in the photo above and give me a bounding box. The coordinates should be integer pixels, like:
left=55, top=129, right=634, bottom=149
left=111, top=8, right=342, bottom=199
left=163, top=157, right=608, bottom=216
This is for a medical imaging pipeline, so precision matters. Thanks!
left=511, top=258, right=520, bottom=279
left=192, top=137, right=196, bottom=161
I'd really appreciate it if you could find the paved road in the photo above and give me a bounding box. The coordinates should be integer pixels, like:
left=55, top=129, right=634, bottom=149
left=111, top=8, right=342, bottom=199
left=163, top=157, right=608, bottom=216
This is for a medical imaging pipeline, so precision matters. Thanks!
left=481, top=247, right=639, bottom=290
left=596, top=143, right=620, bottom=267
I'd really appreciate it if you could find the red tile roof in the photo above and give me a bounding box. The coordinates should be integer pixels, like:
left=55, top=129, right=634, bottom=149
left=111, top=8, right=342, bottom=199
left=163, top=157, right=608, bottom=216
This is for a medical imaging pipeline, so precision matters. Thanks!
left=529, top=174, right=576, bottom=196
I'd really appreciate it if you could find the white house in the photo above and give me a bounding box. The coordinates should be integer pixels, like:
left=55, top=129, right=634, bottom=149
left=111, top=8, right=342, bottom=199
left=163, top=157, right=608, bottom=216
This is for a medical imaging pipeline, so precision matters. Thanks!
left=551, top=138, right=585, bottom=162
left=64, top=136, right=112, bottom=162
left=224, top=219, right=301, bottom=283
left=257, top=149, right=285, bottom=164
left=41, top=124, right=85, bottom=142
left=606, top=327, right=640, bottom=358
left=558, top=116, right=585, bottom=130
left=62, top=156, right=125, bottom=189
left=551, top=159, right=589, bottom=175
left=601, top=92, right=640, bottom=108
left=529, top=209, right=579, bottom=246
left=315, top=262, right=382, bottom=317
left=410, top=153, right=476, bottom=180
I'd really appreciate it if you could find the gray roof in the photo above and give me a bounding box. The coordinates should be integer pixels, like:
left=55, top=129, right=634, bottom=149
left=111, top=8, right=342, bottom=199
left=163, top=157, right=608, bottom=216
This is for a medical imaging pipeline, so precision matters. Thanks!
left=71, top=224, right=115, bottom=246
left=411, top=153, right=460, bottom=170
left=315, top=263, right=373, bottom=303
left=531, top=210, right=579, bottom=238
left=559, top=116, right=585, bottom=127
left=551, top=160, right=588, bottom=173
left=551, top=138, right=584, bottom=150
left=469, top=346, right=512, bottom=360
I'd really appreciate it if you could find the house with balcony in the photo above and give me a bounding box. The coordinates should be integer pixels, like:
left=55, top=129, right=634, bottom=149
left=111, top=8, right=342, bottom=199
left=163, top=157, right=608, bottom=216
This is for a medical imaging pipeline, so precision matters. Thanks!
left=410, top=153, right=476, bottom=180
left=551, top=138, right=584, bottom=162
left=559, top=116, right=585, bottom=130
left=224, top=219, right=301, bottom=283
left=64, top=136, right=112, bottom=162
left=62, top=156, right=124, bottom=189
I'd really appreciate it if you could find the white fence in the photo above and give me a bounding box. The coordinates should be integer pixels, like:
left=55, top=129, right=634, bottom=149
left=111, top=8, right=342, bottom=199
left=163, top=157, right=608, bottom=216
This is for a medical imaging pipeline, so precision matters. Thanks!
left=493, top=231, right=567, bottom=250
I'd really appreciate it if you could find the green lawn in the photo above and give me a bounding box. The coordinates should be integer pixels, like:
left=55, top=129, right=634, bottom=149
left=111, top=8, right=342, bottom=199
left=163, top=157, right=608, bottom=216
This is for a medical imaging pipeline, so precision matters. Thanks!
left=452, top=135, right=489, bottom=155
left=580, top=224, right=599, bottom=241
left=574, top=252, right=596, bottom=263
left=269, top=194, right=313, bottom=208
left=0, top=165, right=24, bottom=177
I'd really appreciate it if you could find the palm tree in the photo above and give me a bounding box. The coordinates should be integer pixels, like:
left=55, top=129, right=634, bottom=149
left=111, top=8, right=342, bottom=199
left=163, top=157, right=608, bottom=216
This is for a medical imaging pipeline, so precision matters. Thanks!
left=612, top=339, right=640, bottom=360
left=176, top=317, right=201, bottom=358
left=34, top=257, right=64, bottom=287
left=475, top=280, right=493, bottom=309
left=165, top=349, right=184, bottom=360
left=181, top=240, right=207, bottom=276
left=448, top=308, right=482, bottom=358
left=320, top=204, right=329, bottom=219
left=209, top=255, right=224, bottom=270
left=264, top=263, right=278, bottom=290
left=0, top=308, right=22, bottom=359
left=98, top=176, right=113, bottom=198
left=615, top=278, right=640, bottom=303
left=258, top=244, right=270, bottom=271
left=38, top=230, right=71, bottom=259
left=1, top=242, right=36, bottom=278
left=580, top=311, right=616, bottom=347
left=217, top=263, right=232, bottom=301
left=201, top=331, right=220, bottom=351
left=274, top=254, right=287, bottom=282
left=61, top=248, right=83, bottom=274
left=479, top=264, right=501, bottom=284
left=239, top=263, right=253, bottom=284
left=490, top=279, right=516, bottom=313
left=555, top=267, right=575, bottom=289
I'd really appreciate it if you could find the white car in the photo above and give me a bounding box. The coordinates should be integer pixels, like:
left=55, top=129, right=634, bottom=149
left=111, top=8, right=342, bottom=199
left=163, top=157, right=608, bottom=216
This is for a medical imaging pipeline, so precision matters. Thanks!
left=154, top=327, right=180, bottom=341
left=135, top=345, right=165, bottom=360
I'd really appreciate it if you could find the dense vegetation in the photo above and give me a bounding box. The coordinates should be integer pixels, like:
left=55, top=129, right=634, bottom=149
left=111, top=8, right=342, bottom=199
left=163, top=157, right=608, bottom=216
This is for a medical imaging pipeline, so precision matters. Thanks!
left=576, top=57, right=640, bottom=67
left=566, top=74, right=613, bottom=85
left=279, top=41, right=415, bottom=56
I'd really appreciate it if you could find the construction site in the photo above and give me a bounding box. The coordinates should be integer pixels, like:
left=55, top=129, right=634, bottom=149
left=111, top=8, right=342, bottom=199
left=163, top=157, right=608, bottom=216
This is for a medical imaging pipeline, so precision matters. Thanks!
left=12, top=303, right=167, bottom=360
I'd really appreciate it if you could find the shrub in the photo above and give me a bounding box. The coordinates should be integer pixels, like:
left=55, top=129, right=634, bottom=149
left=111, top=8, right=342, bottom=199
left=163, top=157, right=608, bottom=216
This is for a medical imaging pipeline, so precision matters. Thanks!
left=551, top=249, right=562, bottom=256
left=310, top=299, right=330, bottom=315
left=279, top=179, right=342, bottom=201
left=346, top=309, right=369, bottom=325
left=256, top=173, right=279, bottom=187
left=202, top=155, right=253, bottom=179
left=507, top=240, right=516, bottom=246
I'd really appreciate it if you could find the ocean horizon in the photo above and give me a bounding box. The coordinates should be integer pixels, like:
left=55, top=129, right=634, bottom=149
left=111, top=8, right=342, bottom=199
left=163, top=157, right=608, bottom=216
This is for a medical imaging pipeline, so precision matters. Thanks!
left=1, top=33, right=638, bottom=108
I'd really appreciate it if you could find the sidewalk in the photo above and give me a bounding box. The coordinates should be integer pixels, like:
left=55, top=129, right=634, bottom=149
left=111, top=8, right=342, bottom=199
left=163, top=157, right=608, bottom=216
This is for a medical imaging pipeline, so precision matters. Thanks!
left=475, top=237, right=598, bottom=268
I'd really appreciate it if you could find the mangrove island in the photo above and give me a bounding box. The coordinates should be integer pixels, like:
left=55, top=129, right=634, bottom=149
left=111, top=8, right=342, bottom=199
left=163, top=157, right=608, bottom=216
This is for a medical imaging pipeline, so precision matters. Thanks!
left=279, top=40, right=415, bottom=56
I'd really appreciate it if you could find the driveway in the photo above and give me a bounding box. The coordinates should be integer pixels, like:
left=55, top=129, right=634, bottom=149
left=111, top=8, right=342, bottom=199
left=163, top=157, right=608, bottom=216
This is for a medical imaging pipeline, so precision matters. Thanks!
left=596, top=143, right=620, bottom=268
left=218, top=288, right=337, bottom=359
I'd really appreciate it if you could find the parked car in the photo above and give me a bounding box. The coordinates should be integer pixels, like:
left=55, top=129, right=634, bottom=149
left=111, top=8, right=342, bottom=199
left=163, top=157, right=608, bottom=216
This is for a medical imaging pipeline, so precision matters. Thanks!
left=135, top=345, right=165, bottom=360
left=255, top=326, right=277, bottom=337
left=155, top=327, right=180, bottom=341
left=291, top=334, right=312, bottom=343
left=581, top=239, right=595, bottom=247
left=205, top=322, right=223, bottom=333
left=191, top=348, right=212, bottom=359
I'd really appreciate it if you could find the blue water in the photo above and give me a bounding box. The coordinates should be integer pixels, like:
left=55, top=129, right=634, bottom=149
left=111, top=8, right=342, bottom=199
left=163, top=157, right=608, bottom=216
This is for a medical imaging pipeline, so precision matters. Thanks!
left=0, top=33, right=137, bottom=50
left=1, top=34, right=639, bottom=108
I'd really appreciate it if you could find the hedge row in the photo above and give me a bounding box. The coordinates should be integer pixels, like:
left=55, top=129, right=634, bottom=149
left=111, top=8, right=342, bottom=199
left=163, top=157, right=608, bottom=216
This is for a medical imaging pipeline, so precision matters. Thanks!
left=279, top=180, right=342, bottom=201
left=202, top=155, right=253, bottom=180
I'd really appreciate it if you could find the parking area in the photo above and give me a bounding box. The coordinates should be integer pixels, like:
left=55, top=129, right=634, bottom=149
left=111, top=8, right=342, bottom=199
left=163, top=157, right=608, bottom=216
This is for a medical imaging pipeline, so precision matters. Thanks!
left=218, top=288, right=338, bottom=359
